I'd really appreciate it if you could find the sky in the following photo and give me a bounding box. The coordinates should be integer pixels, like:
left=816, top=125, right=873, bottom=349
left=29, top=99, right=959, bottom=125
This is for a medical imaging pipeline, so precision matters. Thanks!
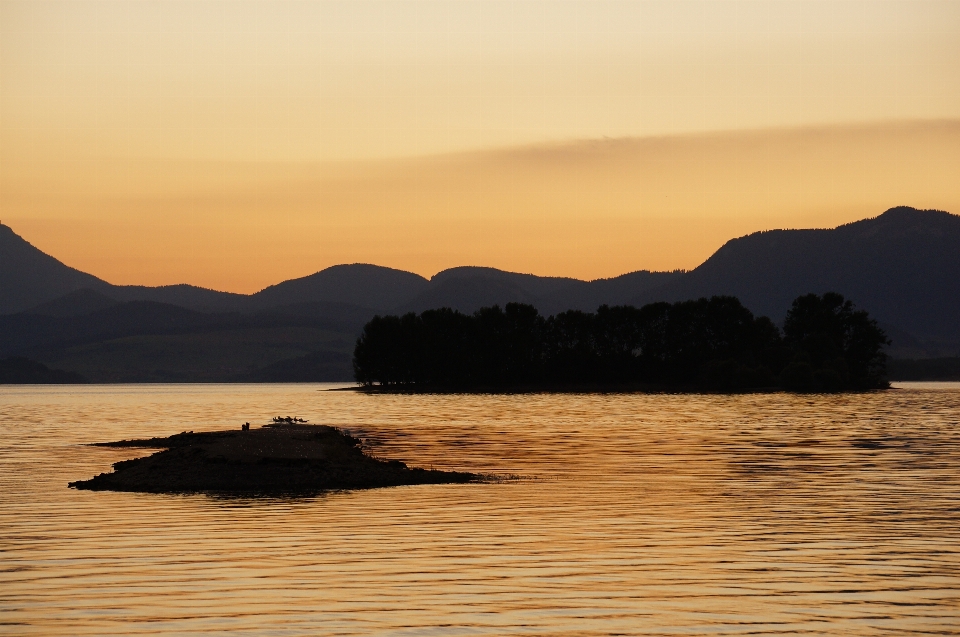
left=2, top=0, right=959, bottom=293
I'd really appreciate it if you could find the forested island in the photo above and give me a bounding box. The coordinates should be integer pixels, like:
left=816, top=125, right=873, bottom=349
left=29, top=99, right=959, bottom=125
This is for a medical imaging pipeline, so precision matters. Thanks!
left=353, top=293, right=888, bottom=393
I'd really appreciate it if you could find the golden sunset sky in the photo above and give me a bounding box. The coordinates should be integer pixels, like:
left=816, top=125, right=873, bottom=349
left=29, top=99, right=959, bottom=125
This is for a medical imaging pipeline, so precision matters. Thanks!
left=2, top=0, right=959, bottom=293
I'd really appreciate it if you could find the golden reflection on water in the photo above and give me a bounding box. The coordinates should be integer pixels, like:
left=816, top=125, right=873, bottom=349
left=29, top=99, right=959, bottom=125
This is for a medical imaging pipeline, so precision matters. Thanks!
left=1, top=383, right=959, bottom=635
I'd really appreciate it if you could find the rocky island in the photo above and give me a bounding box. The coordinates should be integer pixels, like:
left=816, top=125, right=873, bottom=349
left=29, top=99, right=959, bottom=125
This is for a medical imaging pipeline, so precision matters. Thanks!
left=69, top=423, right=479, bottom=494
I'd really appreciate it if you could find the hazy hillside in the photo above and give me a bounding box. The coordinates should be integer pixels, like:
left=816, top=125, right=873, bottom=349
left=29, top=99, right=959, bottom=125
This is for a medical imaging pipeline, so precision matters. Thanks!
left=0, top=226, right=424, bottom=315
left=0, top=301, right=245, bottom=356
left=24, top=289, right=118, bottom=317
left=635, top=207, right=960, bottom=349
left=36, top=327, right=354, bottom=383
left=2, top=224, right=684, bottom=320
left=0, top=357, right=88, bottom=384
left=0, top=224, right=111, bottom=314
left=556, top=270, right=684, bottom=313
left=4, top=206, right=959, bottom=380
left=0, top=300, right=361, bottom=383
left=401, top=268, right=557, bottom=314
left=0, top=224, right=249, bottom=314
left=402, top=266, right=682, bottom=315
left=109, top=284, right=248, bottom=313
left=251, top=264, right=430, bottom=312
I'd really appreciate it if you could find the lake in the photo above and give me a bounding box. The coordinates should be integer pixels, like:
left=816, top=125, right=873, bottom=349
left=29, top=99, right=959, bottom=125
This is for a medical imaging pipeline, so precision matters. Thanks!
left=2, top=383, right=959, bottom=635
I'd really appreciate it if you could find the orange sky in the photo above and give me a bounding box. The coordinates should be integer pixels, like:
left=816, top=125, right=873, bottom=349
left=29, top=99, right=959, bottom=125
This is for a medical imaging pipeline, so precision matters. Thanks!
left=2, top=1, right=959, bottom=293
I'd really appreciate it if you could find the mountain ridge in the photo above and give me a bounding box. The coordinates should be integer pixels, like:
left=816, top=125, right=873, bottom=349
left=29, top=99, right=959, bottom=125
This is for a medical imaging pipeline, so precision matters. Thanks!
left=0, top=224, right=111, bottom=314
left=633, top=206, right=960, bottom=343
left=3, top=206, right=960, bottom=381
left=0, top=222, right=684, bottom=316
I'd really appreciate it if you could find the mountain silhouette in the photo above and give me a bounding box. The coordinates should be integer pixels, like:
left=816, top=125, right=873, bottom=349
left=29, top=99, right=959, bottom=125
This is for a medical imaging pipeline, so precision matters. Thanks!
left=0, top=301, right=243, bottom=356
left=1, top=223, right=680, bottom=317
left=0, top=224, right=423, bottom=315
left=0, top=357, right=88, bottom=384
left=108, top=284, right=248, bottom=313
left=0, top=224, right=247, bottom=314
left=552, top=269, right=684, bottom=313
left=24, top=288, right=118, bottom=317
left=401, top=266, right=682, bottom=315
left=250, top=263, right=429, bottom=311
left=0, top=224, right=110, bottom=314
left=634, top=207, right=960, bottom=344
left=401, top=268, right=557, bottom=314
left=3, top=205, right=959, bottom=382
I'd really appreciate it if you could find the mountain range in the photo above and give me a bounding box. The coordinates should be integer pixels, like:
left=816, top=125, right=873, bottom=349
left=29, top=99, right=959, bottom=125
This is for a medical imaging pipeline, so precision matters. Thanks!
left=2, top=206, right=958, bottom=381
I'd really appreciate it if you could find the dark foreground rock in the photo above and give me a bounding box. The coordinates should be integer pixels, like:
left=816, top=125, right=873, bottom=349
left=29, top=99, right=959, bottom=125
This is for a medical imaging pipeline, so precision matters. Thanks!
left=69, top=423, right=479, bottom=494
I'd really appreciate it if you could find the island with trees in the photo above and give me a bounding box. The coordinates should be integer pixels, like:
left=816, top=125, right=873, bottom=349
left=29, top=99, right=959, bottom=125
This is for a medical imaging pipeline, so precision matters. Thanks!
left=353, top=293, right=889, bottom=393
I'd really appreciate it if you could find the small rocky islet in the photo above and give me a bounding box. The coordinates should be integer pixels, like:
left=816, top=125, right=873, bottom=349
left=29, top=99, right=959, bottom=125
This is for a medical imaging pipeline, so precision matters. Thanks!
left=69, top=420, right=479, bottom=494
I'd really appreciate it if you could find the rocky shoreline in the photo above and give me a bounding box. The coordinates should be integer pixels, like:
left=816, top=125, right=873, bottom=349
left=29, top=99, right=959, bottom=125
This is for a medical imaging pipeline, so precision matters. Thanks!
left=69, top=423, right=479, bottom=494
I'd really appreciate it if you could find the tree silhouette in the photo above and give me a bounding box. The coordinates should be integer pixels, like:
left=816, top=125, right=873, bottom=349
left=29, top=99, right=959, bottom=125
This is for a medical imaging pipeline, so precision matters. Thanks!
left=781, top=292, right=889, bottom=391
left=353, top=293, right=888, bottom=392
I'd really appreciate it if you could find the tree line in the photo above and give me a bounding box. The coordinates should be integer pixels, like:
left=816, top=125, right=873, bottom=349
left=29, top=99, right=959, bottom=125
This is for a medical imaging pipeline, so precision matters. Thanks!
left=353, top=293, right=889, bottom=392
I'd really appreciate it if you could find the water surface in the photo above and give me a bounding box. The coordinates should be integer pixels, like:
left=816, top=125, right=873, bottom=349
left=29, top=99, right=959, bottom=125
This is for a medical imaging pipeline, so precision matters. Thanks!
left=2, top=383, right=959, bottom=635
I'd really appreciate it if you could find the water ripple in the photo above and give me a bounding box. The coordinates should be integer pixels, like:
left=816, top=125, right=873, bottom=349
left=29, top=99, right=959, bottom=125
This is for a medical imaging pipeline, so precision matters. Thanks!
left=1, top=383, right=959, bottom=635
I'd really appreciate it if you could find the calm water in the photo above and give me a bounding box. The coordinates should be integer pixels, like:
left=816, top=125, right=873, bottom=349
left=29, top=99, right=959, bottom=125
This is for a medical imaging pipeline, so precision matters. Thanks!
left=1, top=383, right=959, bottom=636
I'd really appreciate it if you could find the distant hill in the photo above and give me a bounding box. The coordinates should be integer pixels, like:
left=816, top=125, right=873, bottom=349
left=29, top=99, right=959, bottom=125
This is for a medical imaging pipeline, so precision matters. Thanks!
left=24, top=288, right=118, bottom=317
left=402, top=266, right=682, bottom=315
left=553, top=269, right=684, bottom=313
left=401, top=268, right=551, bottom=314
left=237, top=350, right=353, bottom=382
left=0, top=300, right=360, bottom=383
left=0, top=301, right=245, bottom=356
left=0, top=357, right=87, bottom=384
left=0, top=224, right=247, bottom=314
left=888, top=357, right=960, bottom=381
left=1, top=222, right=684, bottom=319
left=0, top=225, right=111, bottom=314
left=250, top=264, right=429, bottom=312
left=108, top=284, right=248, bottom=313
left=0, top=224, right=423, bottom=315
left=634, top=207, right=960, bottom=349
left=3, top=205, right=960, bottom=381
